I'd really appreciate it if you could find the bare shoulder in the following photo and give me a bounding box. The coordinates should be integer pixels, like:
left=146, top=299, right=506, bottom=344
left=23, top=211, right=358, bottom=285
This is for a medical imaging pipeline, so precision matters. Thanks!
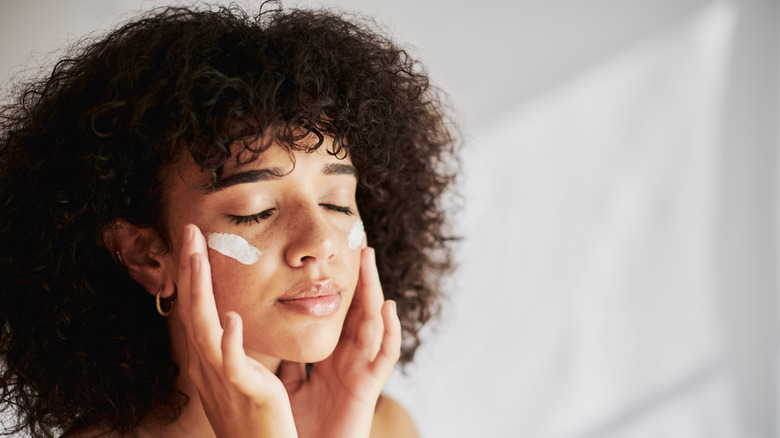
left=370, top=395, right=420, bottom=438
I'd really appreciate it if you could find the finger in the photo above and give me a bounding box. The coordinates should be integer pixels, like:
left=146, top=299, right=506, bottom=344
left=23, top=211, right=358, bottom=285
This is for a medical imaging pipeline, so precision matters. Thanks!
left=353, top=247, right=386, bottom=358
left=222, top=312, right=285, bottom=399
left=355, top=247, right=384, bottom=314
left=177, top=226, right=214, bottom=387
left=177, top=226, right=207, bottom=374
left=221, top=312, right=247, bottom=385
left=188, top=229, right=224, bottom=363
left=177, top=225, right=211, bottom=332
left=341, top=247, right=382, bottom=342
left=176, top=224, right=196, bottom=329
left=370, top=300, right=402, bottom=375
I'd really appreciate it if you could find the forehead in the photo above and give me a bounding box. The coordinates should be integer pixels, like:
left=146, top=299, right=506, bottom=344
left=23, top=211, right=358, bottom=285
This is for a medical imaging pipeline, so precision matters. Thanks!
left=222, top=140, right=353, bottom=177
left=224, top=141, right=339, bottom=172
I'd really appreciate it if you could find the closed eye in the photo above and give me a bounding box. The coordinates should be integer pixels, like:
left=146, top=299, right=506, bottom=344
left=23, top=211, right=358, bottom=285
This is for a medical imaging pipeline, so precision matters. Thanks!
left=322, top=204, right=354, bottom=215
left=228, top=209, right=275, bottom=225
left=228, top=204, right=352, bottom=226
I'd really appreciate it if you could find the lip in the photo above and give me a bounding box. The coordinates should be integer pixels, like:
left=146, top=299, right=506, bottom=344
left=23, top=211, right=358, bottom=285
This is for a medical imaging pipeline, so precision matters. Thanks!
left=277, top=280, right=343, bottom=317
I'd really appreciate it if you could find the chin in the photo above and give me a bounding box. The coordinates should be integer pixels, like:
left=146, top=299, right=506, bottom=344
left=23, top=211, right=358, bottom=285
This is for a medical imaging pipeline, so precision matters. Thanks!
left=284, top=327, right=342, bottom=363
left=292, top=344, right=338, bottom=363
left=247, top=321, right=343, bottom=363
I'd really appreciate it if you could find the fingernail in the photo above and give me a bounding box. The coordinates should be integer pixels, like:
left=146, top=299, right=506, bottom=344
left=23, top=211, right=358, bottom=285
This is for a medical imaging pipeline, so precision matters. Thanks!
left=391, top=300, right=397, bottom=314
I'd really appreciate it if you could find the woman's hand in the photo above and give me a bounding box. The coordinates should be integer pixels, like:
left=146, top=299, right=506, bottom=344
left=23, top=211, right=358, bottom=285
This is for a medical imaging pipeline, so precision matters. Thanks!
left=176, top=224, right=298, bottom=438
left=279, top=247, right=402, bottom=438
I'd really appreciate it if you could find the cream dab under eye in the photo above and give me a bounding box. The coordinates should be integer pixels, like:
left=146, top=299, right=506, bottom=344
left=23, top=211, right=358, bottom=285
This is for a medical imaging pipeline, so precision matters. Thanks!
left=207, top=233, right=262, bottom=265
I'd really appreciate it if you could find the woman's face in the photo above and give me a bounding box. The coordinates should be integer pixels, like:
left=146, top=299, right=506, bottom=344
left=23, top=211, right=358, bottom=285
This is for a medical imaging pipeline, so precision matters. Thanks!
left=163, top=138, right=363, bottom=363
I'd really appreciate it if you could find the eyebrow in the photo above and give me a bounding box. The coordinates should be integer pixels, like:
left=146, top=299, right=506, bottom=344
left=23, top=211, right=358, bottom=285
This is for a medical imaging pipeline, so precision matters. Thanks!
left=210, top=163, right=357, bottom=192
left=322, top=163, right=358, bottom=177
left=211, top=168, right=285, bottom=192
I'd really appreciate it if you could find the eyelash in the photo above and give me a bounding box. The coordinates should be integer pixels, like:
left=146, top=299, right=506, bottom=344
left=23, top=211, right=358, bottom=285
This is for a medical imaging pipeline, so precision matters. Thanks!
left=228, top=209, right=274, bottom=225
left=228, top=204, right=354, bottom=226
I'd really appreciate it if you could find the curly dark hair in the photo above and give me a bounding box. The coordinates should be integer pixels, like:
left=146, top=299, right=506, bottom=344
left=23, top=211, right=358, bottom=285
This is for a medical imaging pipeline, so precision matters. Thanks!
left=0, top=3, right=457, bottom=437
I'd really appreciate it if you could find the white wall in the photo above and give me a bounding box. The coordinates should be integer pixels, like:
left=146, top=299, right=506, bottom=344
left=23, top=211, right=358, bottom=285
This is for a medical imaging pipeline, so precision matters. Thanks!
left=1, top=1, right=777, bottom=437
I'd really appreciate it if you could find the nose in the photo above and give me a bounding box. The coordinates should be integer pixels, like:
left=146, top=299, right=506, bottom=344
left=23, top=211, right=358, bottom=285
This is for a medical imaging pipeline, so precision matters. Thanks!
left=283, top=206, right=338, bottom=268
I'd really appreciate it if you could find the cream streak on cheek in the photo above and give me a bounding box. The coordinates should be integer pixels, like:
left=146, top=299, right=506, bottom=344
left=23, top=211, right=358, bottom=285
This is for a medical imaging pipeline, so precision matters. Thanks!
left=207, top=233, right=262, bottom=265
left=348, top=220, right=364, bottom=250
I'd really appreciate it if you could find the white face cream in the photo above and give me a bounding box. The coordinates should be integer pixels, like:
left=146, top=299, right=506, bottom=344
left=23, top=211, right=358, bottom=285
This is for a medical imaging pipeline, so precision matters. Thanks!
left=347, top=220, right=364, bottom=250
left=207, top=233, right=262, bottom=265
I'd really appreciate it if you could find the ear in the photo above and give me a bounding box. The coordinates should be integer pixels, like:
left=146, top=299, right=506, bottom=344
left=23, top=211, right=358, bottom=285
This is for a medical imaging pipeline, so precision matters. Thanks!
left=102, top=219, right=175, bottom=298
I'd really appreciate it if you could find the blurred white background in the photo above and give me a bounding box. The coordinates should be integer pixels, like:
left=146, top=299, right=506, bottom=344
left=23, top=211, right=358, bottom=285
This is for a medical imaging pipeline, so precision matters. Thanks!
left=1, top=0, right=778, bottom=437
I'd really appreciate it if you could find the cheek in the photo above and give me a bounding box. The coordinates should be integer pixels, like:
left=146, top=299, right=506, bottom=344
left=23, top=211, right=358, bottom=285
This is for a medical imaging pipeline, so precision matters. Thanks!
left=207, top=251, right=249, bottom=283
left=342, top=247, right=362, bottom=293
left=206, top=249, right=271, bottom=311
left=203, top=229, right=273, bottom=297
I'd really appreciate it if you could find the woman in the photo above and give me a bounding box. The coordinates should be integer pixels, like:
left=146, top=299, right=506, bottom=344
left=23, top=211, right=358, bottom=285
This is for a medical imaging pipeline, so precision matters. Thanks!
left=0, top=3, right=456, bottom=438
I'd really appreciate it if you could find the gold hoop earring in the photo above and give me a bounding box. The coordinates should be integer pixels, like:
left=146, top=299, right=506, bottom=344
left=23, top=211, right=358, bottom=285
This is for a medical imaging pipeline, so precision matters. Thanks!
left=115, top=251, right=124, bottom=264
left=155, top=285, right=176, bottom=317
